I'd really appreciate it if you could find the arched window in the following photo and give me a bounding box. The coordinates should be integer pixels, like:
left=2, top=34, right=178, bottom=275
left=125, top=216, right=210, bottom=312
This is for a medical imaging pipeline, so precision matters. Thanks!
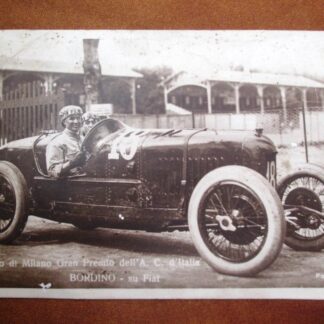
left=211, top=82, right=235, bottom=113
left=168, top=85, right=207, bottom=113
left=264, top=86, right=281, bottom=111
left=239, top=85, right=259, bottom=112
left=306, top=88, right=322, bottom=109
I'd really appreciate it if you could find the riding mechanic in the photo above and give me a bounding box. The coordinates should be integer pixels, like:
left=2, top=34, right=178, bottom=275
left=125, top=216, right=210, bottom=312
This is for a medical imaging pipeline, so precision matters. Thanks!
left=81, top=111, right=99, bottom=137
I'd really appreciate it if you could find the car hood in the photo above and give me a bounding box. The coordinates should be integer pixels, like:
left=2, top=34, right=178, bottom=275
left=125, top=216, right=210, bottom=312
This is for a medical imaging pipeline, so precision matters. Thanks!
left=139, top=128, right=275, bottom=153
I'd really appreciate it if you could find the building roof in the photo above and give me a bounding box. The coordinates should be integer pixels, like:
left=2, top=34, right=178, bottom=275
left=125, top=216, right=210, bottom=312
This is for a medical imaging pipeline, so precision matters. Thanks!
left=0, top=56, right=142, bottom=78
left=208, top=70, right=324, bottom=89
left=162, top=70, right=324, bottom=89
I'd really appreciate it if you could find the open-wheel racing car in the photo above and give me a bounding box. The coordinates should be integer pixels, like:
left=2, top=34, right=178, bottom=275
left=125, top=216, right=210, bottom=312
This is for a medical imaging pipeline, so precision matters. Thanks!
left=0, top=118, right=324, bottom=277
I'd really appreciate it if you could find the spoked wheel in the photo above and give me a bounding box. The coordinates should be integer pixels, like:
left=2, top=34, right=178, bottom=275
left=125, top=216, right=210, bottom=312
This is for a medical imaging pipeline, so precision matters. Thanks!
left=0, top=161, right=28, bottom=244
left=0, top=175, right=16, bottom=232
left=189, top=166, right=285, bottom=277
left=201, top=183, right=268, bottom=263
left=278, top=164, right=324, bottom=251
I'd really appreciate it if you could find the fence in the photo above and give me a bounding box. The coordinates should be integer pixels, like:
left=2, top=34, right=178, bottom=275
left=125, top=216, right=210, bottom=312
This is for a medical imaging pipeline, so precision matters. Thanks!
left=113, top=110, right=324, bottom=147
left=1, top=94, right=323, bottom=148
left=113, top=112, right=279, bottom=132
left=0, top=81, right=65, bottom=145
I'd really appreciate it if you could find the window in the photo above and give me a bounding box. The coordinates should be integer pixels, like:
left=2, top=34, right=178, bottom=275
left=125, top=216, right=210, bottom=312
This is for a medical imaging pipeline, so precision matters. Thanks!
left=185, top=96, right=190, bottom=105
left=171, top=96, right=176, bottom=104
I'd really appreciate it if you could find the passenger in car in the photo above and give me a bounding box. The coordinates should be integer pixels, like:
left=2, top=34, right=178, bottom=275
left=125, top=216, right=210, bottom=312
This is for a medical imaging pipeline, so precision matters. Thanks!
left=81, top=112, right=99, bottom=137
left=46, top=105, right=86, bottom=177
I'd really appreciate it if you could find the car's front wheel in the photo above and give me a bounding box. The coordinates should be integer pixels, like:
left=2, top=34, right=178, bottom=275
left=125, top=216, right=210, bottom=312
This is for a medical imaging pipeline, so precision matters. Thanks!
left=188, top=166, right=285, bottom=277
left=0, top=161, right=28, bottom=243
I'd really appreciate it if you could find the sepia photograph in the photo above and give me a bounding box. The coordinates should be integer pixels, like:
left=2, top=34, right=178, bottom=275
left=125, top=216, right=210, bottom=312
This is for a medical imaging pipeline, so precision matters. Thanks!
left=0, top=30, right=324, bottom=299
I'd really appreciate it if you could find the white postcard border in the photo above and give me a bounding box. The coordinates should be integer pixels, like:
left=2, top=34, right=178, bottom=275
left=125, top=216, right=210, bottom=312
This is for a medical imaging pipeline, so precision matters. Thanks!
left=0, top=288, right=323, bottom=299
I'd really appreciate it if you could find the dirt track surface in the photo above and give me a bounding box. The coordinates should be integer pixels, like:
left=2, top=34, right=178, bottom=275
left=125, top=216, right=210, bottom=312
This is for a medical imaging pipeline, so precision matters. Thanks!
left=1, top=216, right=324, bottom=289
left=0, top=145, right=324, bottom=289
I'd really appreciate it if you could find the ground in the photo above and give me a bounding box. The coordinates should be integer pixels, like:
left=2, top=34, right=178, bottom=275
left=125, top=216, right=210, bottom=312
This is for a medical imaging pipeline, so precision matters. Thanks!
left=0, top=144, right=324, bottom=289
left=276, top=143, right=324, bottom=179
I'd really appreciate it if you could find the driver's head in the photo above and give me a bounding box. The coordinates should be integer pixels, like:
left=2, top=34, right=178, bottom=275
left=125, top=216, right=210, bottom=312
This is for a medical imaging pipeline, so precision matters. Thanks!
left=59, top=105, right=83, bottom=133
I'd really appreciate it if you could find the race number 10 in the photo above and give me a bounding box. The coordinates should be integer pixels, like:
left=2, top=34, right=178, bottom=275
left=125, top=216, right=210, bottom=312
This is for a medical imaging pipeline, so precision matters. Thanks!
left=108, top=133, right=139, bottom=161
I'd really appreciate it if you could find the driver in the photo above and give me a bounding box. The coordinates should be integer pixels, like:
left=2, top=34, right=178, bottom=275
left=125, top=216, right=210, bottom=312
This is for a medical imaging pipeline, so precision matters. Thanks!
left=46, top=105, right=86, bottom=177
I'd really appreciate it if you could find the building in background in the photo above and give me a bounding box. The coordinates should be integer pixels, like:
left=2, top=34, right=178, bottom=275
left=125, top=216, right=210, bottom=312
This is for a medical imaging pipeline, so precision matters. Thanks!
left=0, top=56, right=142, bottom=114
left=162, top=70, right=324, bottom=124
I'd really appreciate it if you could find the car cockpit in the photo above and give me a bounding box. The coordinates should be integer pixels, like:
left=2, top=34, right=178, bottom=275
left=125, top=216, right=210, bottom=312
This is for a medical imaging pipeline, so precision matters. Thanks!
left=32, top=118, right=127, bottom=177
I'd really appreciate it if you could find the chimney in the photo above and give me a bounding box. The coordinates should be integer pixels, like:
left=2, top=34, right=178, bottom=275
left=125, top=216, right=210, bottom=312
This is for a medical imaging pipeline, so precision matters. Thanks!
left=83, top=39, right=102, bottom=111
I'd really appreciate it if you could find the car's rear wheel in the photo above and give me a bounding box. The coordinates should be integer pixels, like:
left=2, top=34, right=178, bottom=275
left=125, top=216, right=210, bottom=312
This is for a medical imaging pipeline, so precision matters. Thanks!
left=0, top=161, right=28, bottom=243
left=188, top=166, right=285, bottom=277
left=278, top=163, right=324, bottom=251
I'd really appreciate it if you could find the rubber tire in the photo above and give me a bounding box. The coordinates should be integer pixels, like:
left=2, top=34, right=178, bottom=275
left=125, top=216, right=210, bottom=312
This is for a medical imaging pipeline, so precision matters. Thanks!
left=0, top=161, right=28, bottom=244
left=278, top=163, right=324, bottom=251
left=188, top=165, right=285, bottom=277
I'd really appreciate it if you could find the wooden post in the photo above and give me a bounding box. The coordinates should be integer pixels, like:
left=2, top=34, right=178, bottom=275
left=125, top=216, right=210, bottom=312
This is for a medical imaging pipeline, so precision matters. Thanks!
left=280, top=87, right=287, bottom=124
left=206, top=81, right=212, bottom=114
left=164, top=85, right=168, bottom=113
left=130, top=78, right=136, bottom=115
left=321, top=89, right=324, bottom=111
left=44, top=73, right=53, bottom=94
left=302, top=88, right=308, bottom=113
left=0, top=72, right=3, bottom=101
left=301, top=96, right=309, bottom=163
left=234, top=83, right=240, bottom=114
left=83, top=39, right=102, bottom=112
left=27, top=82, right=31, bottom=98
left=257, top=85, right=264, bottom=114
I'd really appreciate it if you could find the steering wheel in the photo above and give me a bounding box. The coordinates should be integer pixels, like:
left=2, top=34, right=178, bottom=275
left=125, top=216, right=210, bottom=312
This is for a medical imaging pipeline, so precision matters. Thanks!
left=81, top=118, right=126, bottom=155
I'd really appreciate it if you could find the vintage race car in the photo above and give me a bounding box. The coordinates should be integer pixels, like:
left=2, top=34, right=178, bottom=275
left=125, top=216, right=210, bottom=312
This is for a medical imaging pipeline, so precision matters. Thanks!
left=0, top=118, right=323, bottom=277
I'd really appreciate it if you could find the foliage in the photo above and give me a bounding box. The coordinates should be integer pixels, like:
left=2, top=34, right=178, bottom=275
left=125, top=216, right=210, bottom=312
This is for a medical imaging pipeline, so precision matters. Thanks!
left=100, top=66, right=173, bottom=114
left=134, top=66, right=173, bottom=114
left=101, top=79, right=132, bottom=114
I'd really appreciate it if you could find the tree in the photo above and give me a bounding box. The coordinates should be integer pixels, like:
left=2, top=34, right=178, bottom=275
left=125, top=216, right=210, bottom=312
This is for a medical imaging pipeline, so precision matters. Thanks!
left=101, top=79, right=132, bottom=114
left=134, top=66, right=173, bottom=114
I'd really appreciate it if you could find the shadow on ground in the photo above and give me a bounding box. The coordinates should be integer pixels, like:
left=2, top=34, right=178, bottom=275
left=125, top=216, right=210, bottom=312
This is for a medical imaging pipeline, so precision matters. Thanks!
left=17, top=218, right=198, bottom=257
